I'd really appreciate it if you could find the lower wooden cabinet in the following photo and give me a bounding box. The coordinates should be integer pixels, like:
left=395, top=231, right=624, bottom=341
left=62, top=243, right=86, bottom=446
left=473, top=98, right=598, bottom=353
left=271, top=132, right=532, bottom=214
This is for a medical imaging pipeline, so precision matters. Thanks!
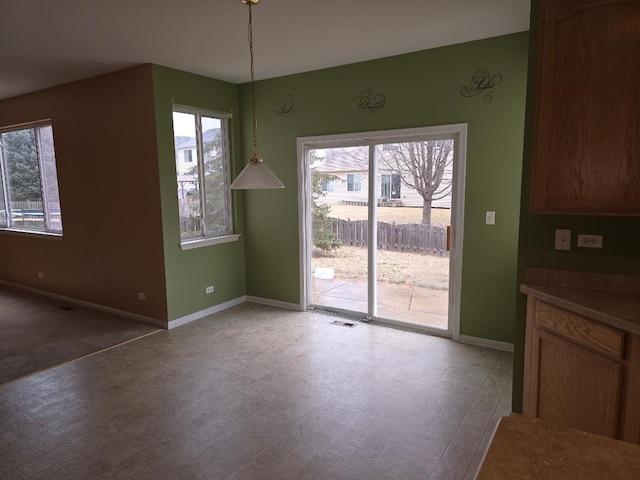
left=536, top=330, right=621, bottom=437
left=523, top=297, right=640, bottom=443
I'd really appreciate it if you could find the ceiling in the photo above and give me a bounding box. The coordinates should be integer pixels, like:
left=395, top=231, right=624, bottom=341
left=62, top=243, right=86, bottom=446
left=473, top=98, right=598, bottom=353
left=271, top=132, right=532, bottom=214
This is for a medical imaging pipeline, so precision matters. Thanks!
left=0, top=0, right=531, bottom=101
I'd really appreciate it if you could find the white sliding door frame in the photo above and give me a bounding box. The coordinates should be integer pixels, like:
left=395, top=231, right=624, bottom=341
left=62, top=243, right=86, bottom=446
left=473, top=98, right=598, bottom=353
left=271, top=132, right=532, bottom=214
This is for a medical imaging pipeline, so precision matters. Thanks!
left=297, top=124, right=467, bottom=339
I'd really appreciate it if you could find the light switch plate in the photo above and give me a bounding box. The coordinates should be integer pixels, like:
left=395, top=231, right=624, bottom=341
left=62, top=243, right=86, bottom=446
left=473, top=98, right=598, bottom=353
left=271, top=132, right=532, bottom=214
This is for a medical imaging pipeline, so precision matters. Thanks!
left=554, top=229, right=571, bottom=251
left=485, top=211, right=495, bottom=225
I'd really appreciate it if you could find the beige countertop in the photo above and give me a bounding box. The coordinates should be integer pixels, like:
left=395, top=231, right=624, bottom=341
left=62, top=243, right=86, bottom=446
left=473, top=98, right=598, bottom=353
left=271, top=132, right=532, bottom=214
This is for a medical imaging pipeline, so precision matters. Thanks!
left=521, top=284, right=640, bottom=336
left=476, top=415, right=640, bottom=479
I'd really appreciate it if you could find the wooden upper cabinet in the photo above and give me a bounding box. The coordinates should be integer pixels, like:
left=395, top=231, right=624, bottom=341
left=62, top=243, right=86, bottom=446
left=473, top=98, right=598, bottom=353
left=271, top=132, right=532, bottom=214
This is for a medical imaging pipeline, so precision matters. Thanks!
left=531, top=0, right=640, bottom=215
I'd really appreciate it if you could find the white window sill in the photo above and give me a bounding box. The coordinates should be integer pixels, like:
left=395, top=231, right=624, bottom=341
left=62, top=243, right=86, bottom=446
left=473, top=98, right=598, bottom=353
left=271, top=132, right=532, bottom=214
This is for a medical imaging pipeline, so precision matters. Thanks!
left=180, top=233, right=241, bottom=250
left=0, top=228, right=63, bottom=240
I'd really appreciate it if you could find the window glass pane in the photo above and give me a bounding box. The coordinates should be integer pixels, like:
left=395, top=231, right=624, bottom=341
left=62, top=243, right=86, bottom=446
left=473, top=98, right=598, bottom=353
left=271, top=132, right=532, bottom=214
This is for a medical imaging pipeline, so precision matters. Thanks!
left=0, top=122, right=62, bottom=235
left=322, top=181, right=335, bottom=192
left=347, top=173, right=361, bottom=192
left=38, top=125, right=62, bottom=232
left=173, top=107, right=233, bottom=244
left=381, top=174, right=390, bottom=198
left=391, top=173, right=401, bottom=199
left=173, top=111, right=201, bottom=240
left=2, top=128, right=45, bottom=231
left=201, top=116, right=229, bottom=235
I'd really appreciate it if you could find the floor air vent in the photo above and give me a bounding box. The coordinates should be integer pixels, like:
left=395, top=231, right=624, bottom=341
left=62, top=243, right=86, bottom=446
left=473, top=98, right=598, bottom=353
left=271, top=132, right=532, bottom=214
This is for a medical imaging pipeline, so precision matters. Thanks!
left=330, top=320, right=356, bottom=328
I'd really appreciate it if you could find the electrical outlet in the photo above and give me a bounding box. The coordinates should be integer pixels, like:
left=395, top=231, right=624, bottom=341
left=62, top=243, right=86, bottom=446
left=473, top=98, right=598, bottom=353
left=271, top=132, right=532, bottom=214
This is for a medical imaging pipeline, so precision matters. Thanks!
left=554, top=229, right=571, bottom=251
left=577, top=234, right=603, bottom=248
left=137, top=292, right=146, bottom=300
left=37, top=272, right=44, bottom=279
left=205, top=286, right=214, bottom=294
left=485, top=211, right=496, bottom=225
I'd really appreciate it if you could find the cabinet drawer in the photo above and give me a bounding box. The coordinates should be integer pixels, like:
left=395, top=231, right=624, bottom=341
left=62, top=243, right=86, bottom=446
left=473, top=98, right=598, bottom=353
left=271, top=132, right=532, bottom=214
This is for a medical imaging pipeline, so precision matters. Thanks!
left=535, top=302, right=624, bottom=360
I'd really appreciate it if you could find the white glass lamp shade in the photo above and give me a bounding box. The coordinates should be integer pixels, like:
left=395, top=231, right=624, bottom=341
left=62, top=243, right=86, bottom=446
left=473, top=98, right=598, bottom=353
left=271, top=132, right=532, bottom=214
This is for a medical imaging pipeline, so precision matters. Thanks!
left=230, top=158, right=284, bottom=189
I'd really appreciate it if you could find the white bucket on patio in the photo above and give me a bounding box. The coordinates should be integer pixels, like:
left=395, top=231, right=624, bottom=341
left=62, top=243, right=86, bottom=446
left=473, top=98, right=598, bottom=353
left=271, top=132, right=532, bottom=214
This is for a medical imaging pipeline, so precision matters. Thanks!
left=314, top=267, right=335, bottom=279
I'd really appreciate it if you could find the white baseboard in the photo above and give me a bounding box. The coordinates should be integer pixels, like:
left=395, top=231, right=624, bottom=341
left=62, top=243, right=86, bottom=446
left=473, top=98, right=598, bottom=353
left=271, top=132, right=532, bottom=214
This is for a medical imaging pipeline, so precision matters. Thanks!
left=459, top=334, right=514, bottom=352
left=168, top=296, right=247, bottom=329
left=1, top=280, right=509, bottom=351
left=246, top=296, right=302, bottom=311
left=0, top=280, right=166, bottom=328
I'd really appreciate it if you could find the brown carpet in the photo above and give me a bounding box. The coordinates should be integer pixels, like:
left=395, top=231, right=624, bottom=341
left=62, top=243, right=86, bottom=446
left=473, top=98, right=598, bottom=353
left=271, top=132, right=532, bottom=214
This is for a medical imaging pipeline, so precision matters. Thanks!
left=0, top=285, right=161, bottom=385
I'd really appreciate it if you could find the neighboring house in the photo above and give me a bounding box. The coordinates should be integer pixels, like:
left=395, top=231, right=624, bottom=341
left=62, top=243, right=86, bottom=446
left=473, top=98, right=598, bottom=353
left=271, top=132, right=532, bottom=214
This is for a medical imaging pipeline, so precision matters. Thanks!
left=174, top=135, right=196, bottom=199
left=174, top=135, right=193, bottom=175
left=313, top=146, right=452, bottom=208
left=174, top=128, right=221, bottom=199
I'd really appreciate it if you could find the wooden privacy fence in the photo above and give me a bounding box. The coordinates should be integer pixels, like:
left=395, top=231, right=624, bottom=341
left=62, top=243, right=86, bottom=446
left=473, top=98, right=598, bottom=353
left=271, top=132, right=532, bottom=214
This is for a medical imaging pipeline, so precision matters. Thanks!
left=180, top=216, right=201, bottom=235
left=178, top=198, right=200, bottom=234
left=328, top=217, right=448, bottom=257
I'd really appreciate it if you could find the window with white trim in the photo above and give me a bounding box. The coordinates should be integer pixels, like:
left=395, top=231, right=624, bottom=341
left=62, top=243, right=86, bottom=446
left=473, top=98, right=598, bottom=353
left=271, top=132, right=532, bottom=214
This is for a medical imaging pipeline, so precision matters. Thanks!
left=321, top=180, right=335, bottom=192
left=0, top=121, right=63, bottom=235
left=347, top=173, right=362, bottom=192
left=172, top=106, right=234, bottom=245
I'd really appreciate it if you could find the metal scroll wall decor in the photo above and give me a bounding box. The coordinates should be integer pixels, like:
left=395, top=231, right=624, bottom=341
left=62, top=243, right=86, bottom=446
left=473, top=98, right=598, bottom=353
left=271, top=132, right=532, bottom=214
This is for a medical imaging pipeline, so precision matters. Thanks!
left=351, top=88, right=386, bottom=113
left=274, top=94, right=295, bottom=118
left=460, top=70, right=503, bottom=103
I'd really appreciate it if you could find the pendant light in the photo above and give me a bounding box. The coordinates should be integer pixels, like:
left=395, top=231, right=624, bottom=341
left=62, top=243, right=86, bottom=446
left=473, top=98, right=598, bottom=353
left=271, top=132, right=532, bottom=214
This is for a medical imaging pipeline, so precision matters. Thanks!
left=231, top=0, right=284, bottom=189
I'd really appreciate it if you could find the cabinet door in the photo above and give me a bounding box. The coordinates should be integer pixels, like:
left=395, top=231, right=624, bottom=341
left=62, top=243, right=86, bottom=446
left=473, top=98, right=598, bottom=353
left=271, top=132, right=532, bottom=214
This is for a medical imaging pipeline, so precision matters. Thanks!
left=537, top=330, right=622, bottom=437
left=531, top=0, right=640, bottom=215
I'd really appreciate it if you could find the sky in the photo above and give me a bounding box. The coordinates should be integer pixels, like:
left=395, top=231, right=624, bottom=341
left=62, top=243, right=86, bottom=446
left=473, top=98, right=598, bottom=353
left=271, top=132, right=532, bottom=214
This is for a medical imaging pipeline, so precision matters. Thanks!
left=172, top=111, right=222, bottom=138
left=172, top=112, right=196, bottom=137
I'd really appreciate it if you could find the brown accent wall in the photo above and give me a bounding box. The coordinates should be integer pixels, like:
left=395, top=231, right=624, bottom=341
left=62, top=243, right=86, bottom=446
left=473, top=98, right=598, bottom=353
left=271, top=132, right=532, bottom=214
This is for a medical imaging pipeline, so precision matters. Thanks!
left=0, top=65, right=168, bottom=322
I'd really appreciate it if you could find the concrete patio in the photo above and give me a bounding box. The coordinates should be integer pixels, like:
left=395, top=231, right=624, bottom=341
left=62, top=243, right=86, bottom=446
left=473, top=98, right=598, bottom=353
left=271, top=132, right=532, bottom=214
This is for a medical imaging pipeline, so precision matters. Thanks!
left=312, top=278, right=449, bottom=330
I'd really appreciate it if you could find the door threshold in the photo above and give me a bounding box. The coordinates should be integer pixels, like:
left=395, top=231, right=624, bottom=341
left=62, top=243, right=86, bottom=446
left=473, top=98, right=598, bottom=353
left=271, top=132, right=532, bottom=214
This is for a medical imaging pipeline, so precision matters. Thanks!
left=310, top=305, right=451, bottom=338
left=369, top=316, right=452, bottom=338
left=309, top=305, right=370, bottom=322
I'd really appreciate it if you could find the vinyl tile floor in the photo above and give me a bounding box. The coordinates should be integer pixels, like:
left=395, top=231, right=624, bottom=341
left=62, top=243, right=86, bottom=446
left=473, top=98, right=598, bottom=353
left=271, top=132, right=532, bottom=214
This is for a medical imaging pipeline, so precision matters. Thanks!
left=0, top=303, right=513, bottom=480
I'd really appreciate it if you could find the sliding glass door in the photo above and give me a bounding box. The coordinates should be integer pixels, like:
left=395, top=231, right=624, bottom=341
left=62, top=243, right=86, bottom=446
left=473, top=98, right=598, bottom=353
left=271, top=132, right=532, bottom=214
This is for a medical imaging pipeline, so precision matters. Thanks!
left=301, top=126, right=465, bottom=335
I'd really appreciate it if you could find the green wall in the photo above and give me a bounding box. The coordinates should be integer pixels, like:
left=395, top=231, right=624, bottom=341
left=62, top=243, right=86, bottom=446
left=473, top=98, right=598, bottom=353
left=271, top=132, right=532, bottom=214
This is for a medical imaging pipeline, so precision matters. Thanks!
left=239, top=33, right=529, bottom=342
left=513, top=0, right=640, bottom=411
left=152, top=65, right=247, bottom=321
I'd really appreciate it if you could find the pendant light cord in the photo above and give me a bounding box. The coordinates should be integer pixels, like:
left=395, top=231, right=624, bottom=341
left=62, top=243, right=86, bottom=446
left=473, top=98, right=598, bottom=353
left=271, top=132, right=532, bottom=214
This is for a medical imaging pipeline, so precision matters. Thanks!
left=248, top=3, right=260, bottom=162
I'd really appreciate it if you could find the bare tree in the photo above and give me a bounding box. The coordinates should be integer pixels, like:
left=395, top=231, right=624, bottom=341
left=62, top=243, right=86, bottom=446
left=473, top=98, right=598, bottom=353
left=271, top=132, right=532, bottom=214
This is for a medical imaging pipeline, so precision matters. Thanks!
left=379, top=140, right=453, bottom=225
